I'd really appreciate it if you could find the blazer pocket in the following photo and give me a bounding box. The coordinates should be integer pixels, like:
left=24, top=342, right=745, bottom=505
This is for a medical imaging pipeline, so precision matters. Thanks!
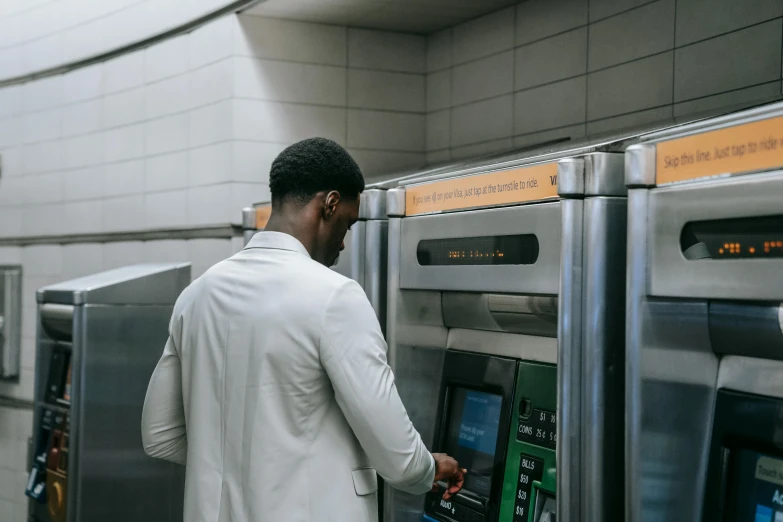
left=351, top=467, right=378, bottom=496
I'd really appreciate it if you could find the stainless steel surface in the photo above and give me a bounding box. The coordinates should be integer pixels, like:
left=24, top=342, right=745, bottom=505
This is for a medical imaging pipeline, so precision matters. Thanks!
left=364, top=220, right=388, bottom=329
left=584, top=153, right=627, bottom=196
left=386, top=188, right=405, bottom=217
left=241, top=207, right=255, bottom=229
left=359, top=189, right=388, bottom=220
left=581, top=196, right=627, bottom=522
left=441, top=293, right=557, bottom=337
left=399, top=203, right=562, bottom=294
left=243, top=230, right=255, bottom=245
left=37, top=263, right=191, bottom=306
left=557, top=158, right=584, bottom=196
left=648, top=171, right=783, bottom=300
left=0, top=265, right=21, bottom=378
left=557, top=198, right=583, bottom=522
left=716, top=355, right=783, bottom=399
left=332, top=225, right=358, bottom=280
left=32, top=263, right=190, bottom=522
left=446, top=328, right=557, bottom=363
left=624, top=144, right=656, bottom=187
left=39, top=304, right=75, bottom=341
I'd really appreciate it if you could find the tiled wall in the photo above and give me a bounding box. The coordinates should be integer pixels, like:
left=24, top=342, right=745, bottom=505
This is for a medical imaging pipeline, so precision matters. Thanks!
left=0, top=0, right=243, bottom=82
left=426, top=0, right=783, bottom=162
left=0, top=13, right=427, bottom=519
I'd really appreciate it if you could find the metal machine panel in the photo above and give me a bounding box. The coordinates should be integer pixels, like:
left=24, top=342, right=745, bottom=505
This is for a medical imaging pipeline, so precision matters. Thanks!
left=364, top=220, right=388, bottom=327
left=398, top=203, right=562, bottom=295
left=0, top=265, right=21, bottom=378
left=27, top=264, right=190, bottom=522
left=647, top=171, right=783, bottom=301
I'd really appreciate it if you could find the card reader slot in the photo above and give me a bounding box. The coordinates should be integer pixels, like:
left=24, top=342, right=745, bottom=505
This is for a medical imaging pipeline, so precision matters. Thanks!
left=709, top=301, right=783, bottom=359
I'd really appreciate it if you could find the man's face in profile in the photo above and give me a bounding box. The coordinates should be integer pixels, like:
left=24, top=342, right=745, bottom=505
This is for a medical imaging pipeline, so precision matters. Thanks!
left=323, top=193, right=360, bottom=268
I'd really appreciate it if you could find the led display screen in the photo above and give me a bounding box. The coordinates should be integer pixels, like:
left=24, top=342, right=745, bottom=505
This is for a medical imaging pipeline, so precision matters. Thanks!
left=417, top=235, right=539, bottom=266
left=681, top=216, right=783, bottom=259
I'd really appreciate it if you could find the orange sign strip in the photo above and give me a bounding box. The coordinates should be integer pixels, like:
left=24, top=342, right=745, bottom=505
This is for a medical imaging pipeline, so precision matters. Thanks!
left=255, top=205, right=272, bottom=229
left=656, top=114, right=783, bottom=185
left=405, top=162, right=559, bottom=216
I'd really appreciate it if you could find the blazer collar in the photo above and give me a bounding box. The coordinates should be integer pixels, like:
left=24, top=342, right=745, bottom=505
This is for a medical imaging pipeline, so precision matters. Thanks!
left=244, top=231, right=311, bottom=259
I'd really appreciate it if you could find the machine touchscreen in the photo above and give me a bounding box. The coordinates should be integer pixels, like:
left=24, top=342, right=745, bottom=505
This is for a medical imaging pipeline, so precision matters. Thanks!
left=726, top=449, right=783, bottom=522
left=444, top=388, right=503, bottom=498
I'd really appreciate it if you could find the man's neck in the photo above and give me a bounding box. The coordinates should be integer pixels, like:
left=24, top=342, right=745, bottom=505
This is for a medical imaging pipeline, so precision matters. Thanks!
left=264, top=203, right=317, bottom=259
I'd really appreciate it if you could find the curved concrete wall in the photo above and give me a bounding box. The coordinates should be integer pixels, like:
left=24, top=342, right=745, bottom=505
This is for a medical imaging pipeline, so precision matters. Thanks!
left=0, top=0, right=244, bottom=82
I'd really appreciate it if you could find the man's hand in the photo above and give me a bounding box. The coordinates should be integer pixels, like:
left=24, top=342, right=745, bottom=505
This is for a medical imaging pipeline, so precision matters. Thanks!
left=431, top=453, right=466, bottom=500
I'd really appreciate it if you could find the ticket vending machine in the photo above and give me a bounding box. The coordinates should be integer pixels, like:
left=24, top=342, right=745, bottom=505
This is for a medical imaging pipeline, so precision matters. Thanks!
left=625, top=103, right=783, bottom=522
left=26, top=264, right=190, bottom=522
left=384, top=138, right=632, bottom=522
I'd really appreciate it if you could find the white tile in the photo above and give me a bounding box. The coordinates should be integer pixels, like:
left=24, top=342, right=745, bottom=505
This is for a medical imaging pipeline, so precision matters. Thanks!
left=588, top=0, right=674, bottom=71
left=103, top=241, right=146, bottom=269
left=516, top=0, right=588, bottom=45
left=234, top=57, right=346, bottom=107
left=676, top=0, right=783, bottom=46
left=0, top=117, right=20, bottom=148
left=187, top=183, right=232, bottom=225
left=347, top=149, right=425, bottom=178
left=451, top=138, right=513, bottom=160
left=103, top=159, right=144, bottom=197
left=145, top=33, right=189, bottom=83
left=0, top=246, right=21, bottom=264
left=0, top=207, right=22, bottom=236
left=189, top=14, right=234, bottom=69
left=452, top=51, right=513, bottom=106
left=427, top=70, right=451, bottom=112
left=22, top=140, right=60, bottom=174
left=22, top=33, right=64, bottom=75
left=232, top=141, right=284, bottom=184
left=189, top=142, right=232, bottom=186
left=145, top=75, right=190, bottom=119
left=22, top=108, right=61, bottom=144
left=229, top=183, right=271, bottom=222
left=514, top=76, right=587, bottom=134
left=451, top=95, right=514, bottom=147
left=0, top=145, right=22, bottom=177
left=63, top=165, right=104, bottom=201
left=62, top=99, right=102, bottom=137
left=188, top=59, right=233, bottom=109
left=103, top=124, right=145, bottom=162
left=674, top=20, right=782, bottom=102
left=21, top=172, right=63, bottom=205
left=145, top=151, right=189, bottom=192
left=235, top=15, right=346, bottom=66
left=62, top=63, right=103, bottom=104
left=516, top=28, right=587, bottom=90
left=102, top=194, right=145, bottom=232
left=103, top=50, right=145, bottom=94
left=452, top=7, right=514, bottom=65
left=233, top=99, right=346, bottom=145
left=21, top=203, right=63, bottom=236
left=348, top=29, right=425, bottom=73
left=427, top=29, right=452, bottom=72
left=145, top=190, right=188, bottom=229
left=426, top=110, right=450, bottom=151
left=589, top=0, right=651, bottom=21
left=0, top=85, right=22, bottom=118
left=141, top=239, right=189, bottom=264
left=22, top=245, right=62, bottom=276
left=0, top=177, right=24, bottom=207
left=673, top=82, right=783, bottom=120
left=190, top=101, right=232, bottom=147
left=586, top=105, right=673, bottom=135
left=22, top=76, right=62, bottom=113
left=62, top=133, right=103, bottom=169
left=145, top=113, right=189, bottom=156
left=348, top=70, right=425, bottom=112
left=62, top=244, right=104, bottom=279
left=103, top=87, right=145, bottom=129
left=0, top=48, right=22, bottom=82
left=0, top=13, right=22, bottom=48
left=347, top=110, right=425, bottom=152
left=187, top=238, right=233, bottom=274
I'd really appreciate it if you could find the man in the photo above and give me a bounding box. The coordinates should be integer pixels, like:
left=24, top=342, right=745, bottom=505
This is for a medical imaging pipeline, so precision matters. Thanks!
left=141, top=138, right=465, bottom=522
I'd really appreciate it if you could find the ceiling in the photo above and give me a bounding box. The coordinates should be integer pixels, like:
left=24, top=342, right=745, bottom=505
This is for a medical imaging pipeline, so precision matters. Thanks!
left=242, top=0, right=519, bottom=34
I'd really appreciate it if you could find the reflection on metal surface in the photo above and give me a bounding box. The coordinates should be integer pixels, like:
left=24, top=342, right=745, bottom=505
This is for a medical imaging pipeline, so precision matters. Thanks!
left=0, top=265, right=21, bottom=379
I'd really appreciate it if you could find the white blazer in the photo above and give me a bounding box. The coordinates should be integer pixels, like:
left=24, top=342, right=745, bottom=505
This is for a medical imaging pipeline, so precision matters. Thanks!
left=141, top=232, right=435, bottom=522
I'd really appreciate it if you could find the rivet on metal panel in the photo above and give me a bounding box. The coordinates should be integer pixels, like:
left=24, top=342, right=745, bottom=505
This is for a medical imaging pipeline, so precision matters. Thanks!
left=625, top=144, right=656, bottom=188
left=557, top=158, right=585, bottom=197
left=386, top=187, right=406, bottom=217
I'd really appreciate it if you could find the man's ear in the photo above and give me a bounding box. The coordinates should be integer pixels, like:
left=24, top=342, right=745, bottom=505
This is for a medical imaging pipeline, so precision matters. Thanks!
left=323, top=190, right=341, bottom=219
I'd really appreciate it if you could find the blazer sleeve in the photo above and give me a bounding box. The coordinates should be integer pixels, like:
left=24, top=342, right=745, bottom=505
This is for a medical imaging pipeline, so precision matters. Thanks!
left=320, top=279, right=436, bottom=495
left=141, top=315, right=188, bottom=465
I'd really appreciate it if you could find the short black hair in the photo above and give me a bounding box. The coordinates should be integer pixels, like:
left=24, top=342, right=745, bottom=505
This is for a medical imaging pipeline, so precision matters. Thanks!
left=269, top=138, right=365, bottom=205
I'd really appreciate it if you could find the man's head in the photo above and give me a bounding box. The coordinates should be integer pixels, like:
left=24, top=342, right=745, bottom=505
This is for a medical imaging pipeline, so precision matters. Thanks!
left=268, top=138, right=365, bottom=266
